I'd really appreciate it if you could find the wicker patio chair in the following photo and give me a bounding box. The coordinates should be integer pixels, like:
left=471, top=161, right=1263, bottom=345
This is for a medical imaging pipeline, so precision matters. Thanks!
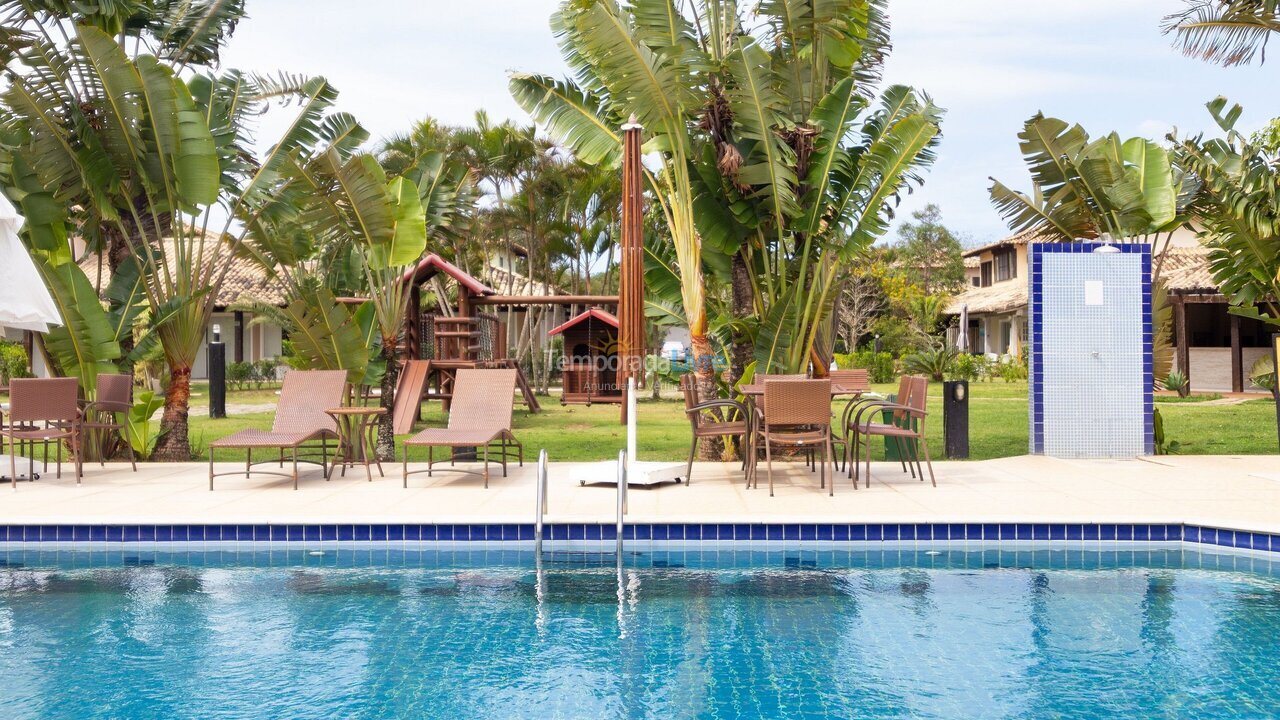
left=751, top=372, right=810, bottom=418
left=750, top=378, right=836, bottom=497
left=208, top=369, right=347, bottom=490
left=828, top=368, right=870, bottom=393
left=402, top=368, right=522, bottom=488
left=2, top=377, right=81, bottom=488
left=827, top=369, right=870, bottom=470
left=679, top=374, right=750, bottom=485
left=836, top=373, right=916, bottom=476
left=78, top=373, right=137, bottom=473
left=849, top=375, right=935, bottom=488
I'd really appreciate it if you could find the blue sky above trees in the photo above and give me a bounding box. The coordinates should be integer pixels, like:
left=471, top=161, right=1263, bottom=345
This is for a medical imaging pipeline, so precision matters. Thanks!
left=222, top=0, right=1279, bottom=245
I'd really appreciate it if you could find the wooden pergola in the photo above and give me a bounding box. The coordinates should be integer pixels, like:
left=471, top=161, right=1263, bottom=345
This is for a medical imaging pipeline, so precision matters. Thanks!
left=1170, top=290, right=1250, bottom=393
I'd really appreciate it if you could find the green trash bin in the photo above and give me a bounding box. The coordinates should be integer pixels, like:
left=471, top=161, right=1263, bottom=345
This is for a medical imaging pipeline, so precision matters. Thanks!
left=881, top=393, right=919, bottom=461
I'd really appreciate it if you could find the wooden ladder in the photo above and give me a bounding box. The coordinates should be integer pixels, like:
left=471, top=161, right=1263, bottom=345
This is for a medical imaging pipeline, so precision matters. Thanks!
left=503, top=358, right=541, bottom=414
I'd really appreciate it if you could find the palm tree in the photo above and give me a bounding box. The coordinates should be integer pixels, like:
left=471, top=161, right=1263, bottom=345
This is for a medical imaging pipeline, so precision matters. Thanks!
left=988, top=114, right=1198, bottom=382
left=512, top=0, right=941, bottom=405
left=1, top=7, right=346, bottom=460
left=1163, top=0, right=1280, bottom=66
left=1172, top=99, right=1280, bottom=332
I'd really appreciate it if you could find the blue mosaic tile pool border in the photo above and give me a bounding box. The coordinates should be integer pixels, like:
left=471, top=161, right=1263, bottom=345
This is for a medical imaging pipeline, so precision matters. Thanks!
left=0, top=523, right=1277, bottom=553
left=1029, top=243, right=1154, bottom=456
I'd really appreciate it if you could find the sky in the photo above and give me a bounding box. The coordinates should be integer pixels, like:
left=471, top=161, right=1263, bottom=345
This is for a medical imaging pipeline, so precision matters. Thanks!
left=220, top=0, right=1279, bottom=246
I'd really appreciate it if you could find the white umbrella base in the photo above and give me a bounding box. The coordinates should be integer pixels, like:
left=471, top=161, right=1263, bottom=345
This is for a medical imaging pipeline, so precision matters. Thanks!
left=0, top=455, right=40, bottom=481
left=574, top=461, right=684, bottom=487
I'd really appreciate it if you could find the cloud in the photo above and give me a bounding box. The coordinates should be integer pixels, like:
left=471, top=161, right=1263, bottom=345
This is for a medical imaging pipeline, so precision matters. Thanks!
left=216, top=0, right=1280, bottom=243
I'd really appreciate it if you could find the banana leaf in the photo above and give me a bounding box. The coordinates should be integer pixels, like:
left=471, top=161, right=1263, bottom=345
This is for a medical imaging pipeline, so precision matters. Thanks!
left=33, top=257, right=120, bottom=394
left=281, top=288, right=368, bottom=385
left=125, top=390, right=165, bottom=457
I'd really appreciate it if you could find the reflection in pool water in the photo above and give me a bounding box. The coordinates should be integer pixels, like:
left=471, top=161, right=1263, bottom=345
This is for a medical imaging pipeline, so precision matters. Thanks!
left=0, top=548, right=1277, bottom=719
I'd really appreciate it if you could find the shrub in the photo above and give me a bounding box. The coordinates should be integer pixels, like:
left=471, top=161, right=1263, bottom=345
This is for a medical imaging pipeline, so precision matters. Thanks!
left=994, top=358, right=1028, bottom=383
left=903, top=346, right=956, bottom=381
left=227, top=361, right=253, bottom=390
left=0, top=340, right=31, bottom=384
left=948, top=353, right=982, bottom=382
left=253, top=358, right=282, bottom=387
left=1153, top=407, right=1180, bottom=455
left=839, top=350, right=896, bottom=383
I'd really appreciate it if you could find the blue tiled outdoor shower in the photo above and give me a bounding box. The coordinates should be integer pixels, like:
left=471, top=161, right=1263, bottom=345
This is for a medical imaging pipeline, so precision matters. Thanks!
left=1029, top=244, right=1154, bottom=456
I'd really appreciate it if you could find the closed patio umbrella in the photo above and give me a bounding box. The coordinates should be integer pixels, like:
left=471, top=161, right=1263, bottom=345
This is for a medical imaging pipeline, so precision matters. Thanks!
left=957, top=304, right=970, bottom=353
left=1, top=194, right=61, bottom=482
left=0, top=195, right=61, bottom=333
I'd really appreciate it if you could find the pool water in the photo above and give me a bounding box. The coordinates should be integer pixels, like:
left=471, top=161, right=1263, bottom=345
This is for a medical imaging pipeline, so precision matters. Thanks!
left=2, top=548, right=1279, bottom=719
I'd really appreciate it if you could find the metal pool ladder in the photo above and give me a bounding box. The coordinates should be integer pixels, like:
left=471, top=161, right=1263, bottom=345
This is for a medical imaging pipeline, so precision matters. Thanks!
left=532, top=448, right=628, bottom=556
left=534, top=449, right=548, bottom=555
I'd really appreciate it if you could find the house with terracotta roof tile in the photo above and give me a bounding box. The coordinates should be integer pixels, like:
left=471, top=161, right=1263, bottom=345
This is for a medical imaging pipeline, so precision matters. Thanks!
left=946, top=229, right=1272, bottom=392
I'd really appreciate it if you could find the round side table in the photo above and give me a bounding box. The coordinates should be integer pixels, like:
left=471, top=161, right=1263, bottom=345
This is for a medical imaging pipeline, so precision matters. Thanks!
left=325, top=406, right=387, bottom=482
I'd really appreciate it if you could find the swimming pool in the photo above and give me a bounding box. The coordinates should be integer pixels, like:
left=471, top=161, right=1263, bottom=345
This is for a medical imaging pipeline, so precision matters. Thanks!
left=2, top=548, right=1278, bottom=719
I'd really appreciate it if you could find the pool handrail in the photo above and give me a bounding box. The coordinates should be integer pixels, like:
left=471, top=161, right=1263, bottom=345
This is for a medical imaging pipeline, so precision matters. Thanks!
left=534, top=449, right=548, bottom=555
left=616, top=448, right=627, bottom=555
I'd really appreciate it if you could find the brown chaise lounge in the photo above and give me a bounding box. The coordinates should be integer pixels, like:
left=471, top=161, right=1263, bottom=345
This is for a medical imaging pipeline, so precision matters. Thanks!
left=208, top=369, right=347, bottom=490
left=402, top=368, right=522, bottom=488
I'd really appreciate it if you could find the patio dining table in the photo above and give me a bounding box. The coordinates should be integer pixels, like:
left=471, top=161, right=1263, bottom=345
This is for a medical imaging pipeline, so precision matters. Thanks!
left=738, top=382, right=882, bottom=425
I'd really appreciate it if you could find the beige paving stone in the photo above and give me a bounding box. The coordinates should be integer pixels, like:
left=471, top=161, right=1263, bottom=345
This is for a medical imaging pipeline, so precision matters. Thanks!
left=1, top=455, right=1278, bottom=532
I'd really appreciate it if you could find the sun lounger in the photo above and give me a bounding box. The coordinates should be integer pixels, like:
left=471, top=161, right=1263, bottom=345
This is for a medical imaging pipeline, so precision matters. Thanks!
left=208, top=369, right=347, bottom=490
left=402, top=368, right=522, bottom=488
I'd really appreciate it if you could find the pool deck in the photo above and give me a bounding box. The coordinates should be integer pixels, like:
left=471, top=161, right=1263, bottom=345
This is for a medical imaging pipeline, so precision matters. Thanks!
left=2, top=454, right=1279, bottom=534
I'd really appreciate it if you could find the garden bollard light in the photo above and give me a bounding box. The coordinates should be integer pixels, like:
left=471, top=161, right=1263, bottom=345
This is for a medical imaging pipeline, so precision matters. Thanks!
left=209, top=324, right=226, bottom=420
left=943, top=379, right=969, bottom=459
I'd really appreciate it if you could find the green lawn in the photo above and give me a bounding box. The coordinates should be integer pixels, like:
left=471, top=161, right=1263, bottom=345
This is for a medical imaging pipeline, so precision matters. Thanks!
left=183, top=380, right=1278, bottom=462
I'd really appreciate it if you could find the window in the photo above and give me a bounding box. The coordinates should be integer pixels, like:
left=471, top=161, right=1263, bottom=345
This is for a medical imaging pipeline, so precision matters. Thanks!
left=994, top=248, right=1017, bottom=282
left=980, top=262, right=992, bottom=287
left=971, top=276, right=980, bottom=287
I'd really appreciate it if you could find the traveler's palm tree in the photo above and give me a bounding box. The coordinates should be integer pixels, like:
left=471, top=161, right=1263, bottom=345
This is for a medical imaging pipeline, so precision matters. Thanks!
left=243, top=141, right=474, bottom=460
left=512, top=0, right=942, bottom=392
left=1164, top=0, right=1280, bottom=66
left=988, top=115, right=1193, bottom=246
left=0, top=4, right=345, bottom=460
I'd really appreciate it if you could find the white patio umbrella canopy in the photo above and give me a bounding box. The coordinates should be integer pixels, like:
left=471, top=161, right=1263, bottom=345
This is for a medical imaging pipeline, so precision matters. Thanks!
left=957, top=304, right=970, bottom=353
left=0, top=194, right=61, bottom=333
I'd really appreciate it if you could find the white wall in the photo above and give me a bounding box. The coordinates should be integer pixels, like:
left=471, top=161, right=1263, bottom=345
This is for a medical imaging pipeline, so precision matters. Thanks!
left=192, top=312, right=285, bottom=380
left=1174, top=347, right=1271, bottom=392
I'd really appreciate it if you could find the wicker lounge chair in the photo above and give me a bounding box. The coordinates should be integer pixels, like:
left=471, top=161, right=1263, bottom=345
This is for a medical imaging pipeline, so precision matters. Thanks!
left=750, top=378, right=837, bottom=497
left=849, top=375, right=934, bottom=488
left=679, top=374, right=750, bottom=485
left=208, top=369, right=347, bottom=490
left=78, top=373, right=137, bottom=473
left=402, top=368, right=522, bottom=488
left=2, top=377, right=81, bottom=488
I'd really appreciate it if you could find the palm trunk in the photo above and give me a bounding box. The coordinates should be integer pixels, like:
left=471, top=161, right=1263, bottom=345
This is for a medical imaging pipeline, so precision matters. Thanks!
left=376, top=341, right=398, bottom=461
left=106, top=231, right=136, bottom=375
left=729, top=252, right=753, bottom=386
left=151, top=365, right=191, bottom=461
left=690, top=334, right=722, bottom=461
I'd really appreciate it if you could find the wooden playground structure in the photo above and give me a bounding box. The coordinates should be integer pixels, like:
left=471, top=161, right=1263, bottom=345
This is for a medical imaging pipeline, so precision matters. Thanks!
left=381, top=119, right=648, bottom=432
